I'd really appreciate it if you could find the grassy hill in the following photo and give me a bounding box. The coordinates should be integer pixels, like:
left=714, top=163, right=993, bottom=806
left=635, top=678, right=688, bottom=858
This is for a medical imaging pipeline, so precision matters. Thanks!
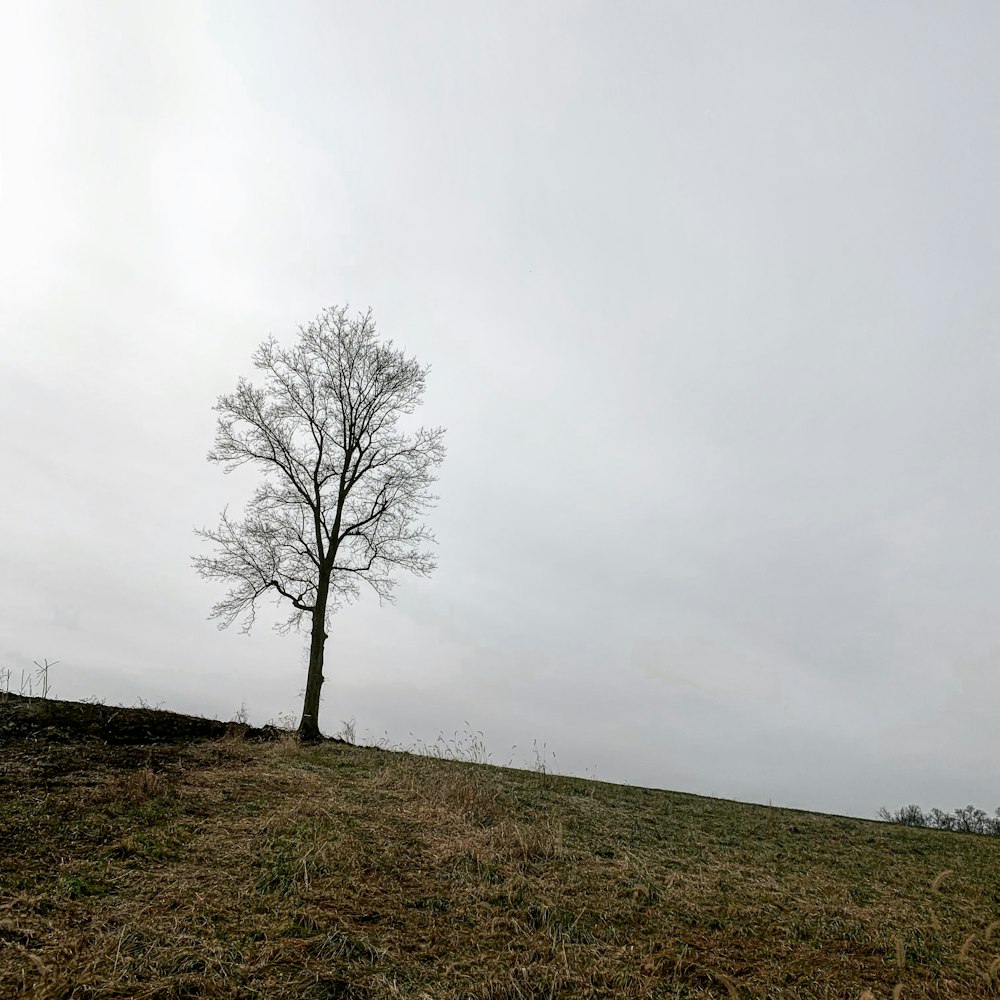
left=1, top=695, right=998, bottom=998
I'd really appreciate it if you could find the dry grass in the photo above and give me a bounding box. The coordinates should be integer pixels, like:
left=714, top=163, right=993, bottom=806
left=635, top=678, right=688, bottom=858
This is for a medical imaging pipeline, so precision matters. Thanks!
left=2, top=732, right=1000, bottom=998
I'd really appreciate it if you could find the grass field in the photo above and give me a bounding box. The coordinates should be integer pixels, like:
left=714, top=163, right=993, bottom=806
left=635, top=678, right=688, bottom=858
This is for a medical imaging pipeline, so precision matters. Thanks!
left=1, top=699, right=999, bottom=998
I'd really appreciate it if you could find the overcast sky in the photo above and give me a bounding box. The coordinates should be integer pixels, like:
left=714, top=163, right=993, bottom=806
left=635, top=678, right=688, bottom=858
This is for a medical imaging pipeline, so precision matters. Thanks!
left=2, top=1, right=999, bottom=821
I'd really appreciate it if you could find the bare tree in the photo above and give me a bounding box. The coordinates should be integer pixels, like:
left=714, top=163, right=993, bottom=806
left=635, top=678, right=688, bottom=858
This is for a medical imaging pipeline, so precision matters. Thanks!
left=194, top=306, right=446, bottom=741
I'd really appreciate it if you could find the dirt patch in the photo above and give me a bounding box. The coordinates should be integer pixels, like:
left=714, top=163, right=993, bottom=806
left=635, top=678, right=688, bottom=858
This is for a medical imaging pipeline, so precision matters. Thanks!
left=0, top=693, right=287, bottom=745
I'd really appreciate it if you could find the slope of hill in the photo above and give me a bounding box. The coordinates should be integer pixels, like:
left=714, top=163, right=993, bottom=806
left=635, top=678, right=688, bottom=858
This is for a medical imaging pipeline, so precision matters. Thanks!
left=1, top=694, right=997, bottom=998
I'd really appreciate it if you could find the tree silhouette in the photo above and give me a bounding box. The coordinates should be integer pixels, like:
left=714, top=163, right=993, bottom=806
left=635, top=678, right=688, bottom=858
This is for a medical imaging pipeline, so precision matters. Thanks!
left=195, top=306, right=445, bottom=740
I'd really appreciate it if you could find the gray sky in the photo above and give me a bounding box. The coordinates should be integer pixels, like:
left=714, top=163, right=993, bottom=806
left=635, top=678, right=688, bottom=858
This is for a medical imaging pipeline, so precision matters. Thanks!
left=3, top=1, right=999, bottom=821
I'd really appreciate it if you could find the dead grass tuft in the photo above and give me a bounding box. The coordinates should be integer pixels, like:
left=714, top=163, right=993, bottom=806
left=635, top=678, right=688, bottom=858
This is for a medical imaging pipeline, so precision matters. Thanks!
left=482, top=818, right=564, bottom=865
left=930, top=869, right=953, bottom=892
left=428, top=769, right=509, bottom=827
left=86, top=767, right=174, bottom=805
left=958, top=932, right=977, bottom=961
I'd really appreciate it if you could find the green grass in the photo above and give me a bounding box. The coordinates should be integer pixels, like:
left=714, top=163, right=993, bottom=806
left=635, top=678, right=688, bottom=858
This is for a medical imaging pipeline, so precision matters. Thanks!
left=1, top=730, right=999, bottom=997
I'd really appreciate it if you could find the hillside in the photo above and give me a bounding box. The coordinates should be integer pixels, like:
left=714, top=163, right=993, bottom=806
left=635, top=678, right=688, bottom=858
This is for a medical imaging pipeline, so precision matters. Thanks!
left=1, top=695, right=998, bottom=998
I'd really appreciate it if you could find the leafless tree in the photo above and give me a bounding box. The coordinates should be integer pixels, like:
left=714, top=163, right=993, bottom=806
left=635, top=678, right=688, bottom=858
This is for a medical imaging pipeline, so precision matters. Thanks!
left=194, top=306, right=446, bottom=741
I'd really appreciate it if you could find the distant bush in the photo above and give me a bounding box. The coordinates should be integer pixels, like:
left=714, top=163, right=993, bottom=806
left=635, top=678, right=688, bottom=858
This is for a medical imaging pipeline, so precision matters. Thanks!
left=928, top=807, right=955, bottom=832
left=878, top=802, right=1000, bottom=836
left=877, top=804, right=927, bottom=827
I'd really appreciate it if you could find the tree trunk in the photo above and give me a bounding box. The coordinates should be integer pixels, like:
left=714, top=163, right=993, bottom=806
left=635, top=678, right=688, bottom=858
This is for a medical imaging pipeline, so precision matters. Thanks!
left=297, top=583, right=329, bottom=741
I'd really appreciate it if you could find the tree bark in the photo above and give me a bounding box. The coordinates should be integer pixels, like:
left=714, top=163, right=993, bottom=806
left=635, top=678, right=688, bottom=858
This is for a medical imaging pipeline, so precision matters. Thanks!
left=297, top=579, right=330, bottom=741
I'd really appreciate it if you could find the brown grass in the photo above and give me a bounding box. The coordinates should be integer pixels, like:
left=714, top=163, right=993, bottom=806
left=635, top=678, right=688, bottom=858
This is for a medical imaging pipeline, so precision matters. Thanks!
left=2, top=733, right=1000, bottom=998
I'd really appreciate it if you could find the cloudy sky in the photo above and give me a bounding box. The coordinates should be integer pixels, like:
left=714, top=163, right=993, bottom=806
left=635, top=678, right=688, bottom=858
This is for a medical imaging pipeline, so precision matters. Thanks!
left=3, top=1, right=999, bottom=821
